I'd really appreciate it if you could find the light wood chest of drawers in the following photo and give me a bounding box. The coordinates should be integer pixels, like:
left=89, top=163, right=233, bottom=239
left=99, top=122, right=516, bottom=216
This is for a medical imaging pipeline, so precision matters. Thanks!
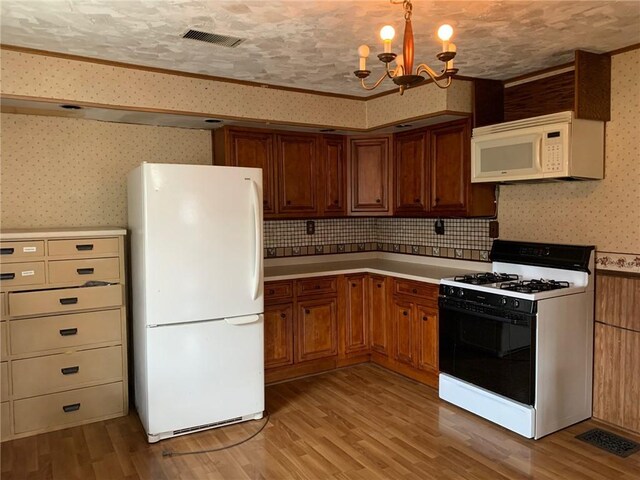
left=0, top=228, right=128, bottom=441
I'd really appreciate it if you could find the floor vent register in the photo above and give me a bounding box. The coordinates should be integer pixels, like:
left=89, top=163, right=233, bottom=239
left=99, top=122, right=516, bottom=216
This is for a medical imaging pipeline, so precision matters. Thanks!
left=575, top=428, right=640, bottom=458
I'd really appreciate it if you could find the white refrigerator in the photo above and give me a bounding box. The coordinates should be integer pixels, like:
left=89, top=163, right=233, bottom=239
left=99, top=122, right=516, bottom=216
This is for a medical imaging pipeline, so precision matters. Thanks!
left=127, top=163, right=264, bottom=443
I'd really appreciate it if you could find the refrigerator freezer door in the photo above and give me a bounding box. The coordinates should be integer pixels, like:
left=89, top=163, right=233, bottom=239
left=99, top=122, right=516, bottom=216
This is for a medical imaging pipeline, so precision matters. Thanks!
left=145, top=316, right=264, bottom=438
left=140, top=164, right=263, bottom=326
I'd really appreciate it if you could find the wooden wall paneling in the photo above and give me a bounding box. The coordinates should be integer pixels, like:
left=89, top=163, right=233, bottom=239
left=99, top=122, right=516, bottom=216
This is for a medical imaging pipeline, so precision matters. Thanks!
left=595, top=273, right=640, bottom=332
left=504, top=71, right=575, bottom=122
left=593, top=322, right=640, bottom=433
left=575, top=50, right=611, bottom=121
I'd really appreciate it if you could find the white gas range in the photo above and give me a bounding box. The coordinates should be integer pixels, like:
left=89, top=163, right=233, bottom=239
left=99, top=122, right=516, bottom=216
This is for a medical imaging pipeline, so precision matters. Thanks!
left=437, top=240, right=595, bottom=439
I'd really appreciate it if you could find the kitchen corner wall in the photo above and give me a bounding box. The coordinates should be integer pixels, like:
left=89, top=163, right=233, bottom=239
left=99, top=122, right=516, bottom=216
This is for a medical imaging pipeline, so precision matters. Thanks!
left=498, top=48, right=640, bottom=274
left=264, top=218, right=494, bottom=261
left=0, top=113, right=211, bottom=228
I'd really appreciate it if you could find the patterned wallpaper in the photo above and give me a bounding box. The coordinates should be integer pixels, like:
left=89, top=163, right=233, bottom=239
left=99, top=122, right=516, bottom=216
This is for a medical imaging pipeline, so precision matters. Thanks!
left=0, top=114, right=211, bottom=228
left=498, top=49, right=640, bottom=272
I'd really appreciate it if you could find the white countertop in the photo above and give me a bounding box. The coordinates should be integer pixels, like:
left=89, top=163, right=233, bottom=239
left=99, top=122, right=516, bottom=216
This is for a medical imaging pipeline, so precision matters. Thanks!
left=264, top=252, right=490, bottom=284
left=0, top=227, right=127, bottom=239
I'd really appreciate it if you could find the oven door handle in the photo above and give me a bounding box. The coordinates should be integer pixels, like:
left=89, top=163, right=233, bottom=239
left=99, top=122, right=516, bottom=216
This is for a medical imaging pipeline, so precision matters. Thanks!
left=438, top=301, right=534, bottom=326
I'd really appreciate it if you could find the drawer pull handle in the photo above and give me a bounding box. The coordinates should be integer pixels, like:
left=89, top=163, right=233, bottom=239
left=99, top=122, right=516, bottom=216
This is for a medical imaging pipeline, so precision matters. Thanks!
left=412, top=288, right=418, bottom=294
left=0, top=273, right=15, bottom=280
left=60, top=297, right=79, bottom=305
left=60, top=328, right=78, bottom=336
left=63, top=403, right=81, bottom=413
left=61, top=366, right=80, bottom=375
left=0, top=248, right=14, bottom=255
left=76, top=244, right=94, bottom=251
left=77, top=268, right=95, bottom=275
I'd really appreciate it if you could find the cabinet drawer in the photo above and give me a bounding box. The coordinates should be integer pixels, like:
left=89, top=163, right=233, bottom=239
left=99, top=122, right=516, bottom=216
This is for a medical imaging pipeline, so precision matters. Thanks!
left=0, top=262, right=45, bottom=288
left=8, top=284, right=122, bottom=317
left=13, top=381, right=124, bottom=434
left=48, top=238, right=119, bottom=258
left=296, top=276, right=337, bottom=297
left=1, top=362, right=8, bottom=402
left=12, top=346, right=123, bottom=399
left=1, top=401, right=10, bottom=440
left=11, top=310, right=122, bottom=355
left=49, top=258, right=120, bottom=284
left=0, top=241, right=44, bottom=261
left=265, top=281, right=293, bottom=302
left=1, top=322, right=7, bottom=360
left=394, top=279, right=438, bottom=302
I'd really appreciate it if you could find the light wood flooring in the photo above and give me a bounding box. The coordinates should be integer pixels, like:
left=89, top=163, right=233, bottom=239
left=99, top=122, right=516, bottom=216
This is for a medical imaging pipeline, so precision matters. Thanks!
left=2, top=364, right=639, bottom=479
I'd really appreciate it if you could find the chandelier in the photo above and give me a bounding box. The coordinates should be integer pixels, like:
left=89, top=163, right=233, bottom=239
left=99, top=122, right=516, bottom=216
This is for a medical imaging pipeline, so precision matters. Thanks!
left=354, top=0, right=458, bottom=95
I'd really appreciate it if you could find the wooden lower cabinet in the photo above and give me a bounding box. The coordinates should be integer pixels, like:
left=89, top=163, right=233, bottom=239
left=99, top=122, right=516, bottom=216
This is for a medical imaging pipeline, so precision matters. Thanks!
left=369, top=275, right=390, bottom=356
left=264, top=275, right=438, bottom=387
left=341, top=275, right=369, bottom=357
left=264, top=303, right=294, bottom=369
left=296, top=298, right=338, bottom=362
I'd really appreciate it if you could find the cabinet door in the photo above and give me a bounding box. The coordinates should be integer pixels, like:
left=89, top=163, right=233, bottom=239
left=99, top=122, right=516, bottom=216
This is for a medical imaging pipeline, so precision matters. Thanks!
left=296, top=298, right=337, bottom=362
left=264, top=303, right=294, bottom=369
left=349, top=136, right=392, bottom=215
left=343, top=275, right=369, bottom=355
left=276, top=134, right=318, bottom=215
left=369, top=275, right=389, bottom=356
left=416, top=304, right=438, bottom=372
left=225, top=129, right=277, bottom=215
left=320, top=136, right=347, bottom=216
left=392, top=299, right=415, bottom=367
left=394, top=130, right=428, bottom=214
left=429, top=121, right=469, bottom=215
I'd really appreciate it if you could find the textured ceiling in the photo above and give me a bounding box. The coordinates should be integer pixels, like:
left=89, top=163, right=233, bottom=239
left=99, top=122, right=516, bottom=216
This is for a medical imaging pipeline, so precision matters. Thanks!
left=1, top=1, right=639, bottom=97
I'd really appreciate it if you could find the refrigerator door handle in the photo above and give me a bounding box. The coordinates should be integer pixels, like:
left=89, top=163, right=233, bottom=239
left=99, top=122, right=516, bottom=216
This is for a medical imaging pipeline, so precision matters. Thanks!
left=225, top=314, right=262, bottom=325
left=250, top=179, right=262, bottom=301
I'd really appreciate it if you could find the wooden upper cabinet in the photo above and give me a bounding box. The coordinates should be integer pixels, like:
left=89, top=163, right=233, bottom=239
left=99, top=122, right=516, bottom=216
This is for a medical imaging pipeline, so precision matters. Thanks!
left=349, top=136, right=392, bottom=215
left=319, top=135, right=347, bottom=216
left=276, top=134, right=318, bottom=216
left=429, top=121, right=468, bottom=215
left=394, top=130, right=428, bottom=215
left=213, top=127, right=277, bottom=216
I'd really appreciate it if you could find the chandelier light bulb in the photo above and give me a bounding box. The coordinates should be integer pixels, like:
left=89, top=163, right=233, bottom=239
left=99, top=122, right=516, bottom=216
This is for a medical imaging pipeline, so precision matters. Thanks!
left=358, top=44, right=370, bottom=58
left=437, top=24, right=454, bottom=42
left=380, top=25, right=396, bottom=41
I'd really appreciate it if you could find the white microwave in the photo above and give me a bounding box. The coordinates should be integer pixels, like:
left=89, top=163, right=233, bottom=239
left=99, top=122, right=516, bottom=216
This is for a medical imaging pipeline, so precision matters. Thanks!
left=471, top=111, right=604, bottom=183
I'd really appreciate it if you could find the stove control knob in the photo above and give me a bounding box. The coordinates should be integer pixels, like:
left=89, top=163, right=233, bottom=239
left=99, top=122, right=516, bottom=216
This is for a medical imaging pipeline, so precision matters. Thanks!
left=513, top=299, right=520, bottom=308
left=457, top=289, right=465, bottom=297
left=448, top=287, right=456, bottom=296
left=500, top=297, right=508, bottom=306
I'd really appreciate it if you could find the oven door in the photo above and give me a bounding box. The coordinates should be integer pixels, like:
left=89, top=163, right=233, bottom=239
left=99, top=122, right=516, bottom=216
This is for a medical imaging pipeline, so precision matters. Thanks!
left=438, top=298, right=536, bottom=406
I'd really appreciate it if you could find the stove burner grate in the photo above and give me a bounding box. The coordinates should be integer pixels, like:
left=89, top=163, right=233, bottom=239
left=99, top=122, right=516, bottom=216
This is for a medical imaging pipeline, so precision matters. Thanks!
left=453, top=272, right=519, bottom=285
left=500, top=279, right=570, bottom=293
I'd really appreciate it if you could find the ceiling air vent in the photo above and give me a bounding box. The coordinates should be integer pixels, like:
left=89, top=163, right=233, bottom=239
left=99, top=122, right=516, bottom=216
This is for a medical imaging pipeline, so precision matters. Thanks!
left=182, top=29, right=245, bottom=48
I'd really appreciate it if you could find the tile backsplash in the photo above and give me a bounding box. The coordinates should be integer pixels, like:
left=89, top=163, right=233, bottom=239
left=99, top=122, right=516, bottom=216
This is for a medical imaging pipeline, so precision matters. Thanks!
left=264, top=218, right=494, bottom=261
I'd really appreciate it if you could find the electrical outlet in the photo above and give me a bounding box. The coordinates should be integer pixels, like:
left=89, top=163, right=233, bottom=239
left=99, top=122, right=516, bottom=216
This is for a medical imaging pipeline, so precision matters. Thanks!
left=489, top=221, right=499, bottom=238
left=434, top=219, right=445, bottom=235
left=306, top=220, right=315, bottom=235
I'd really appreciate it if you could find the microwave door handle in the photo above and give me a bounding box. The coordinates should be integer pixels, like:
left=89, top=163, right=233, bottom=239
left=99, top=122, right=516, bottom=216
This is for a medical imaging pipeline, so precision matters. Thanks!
left=536, top=136, right=544, bottom=172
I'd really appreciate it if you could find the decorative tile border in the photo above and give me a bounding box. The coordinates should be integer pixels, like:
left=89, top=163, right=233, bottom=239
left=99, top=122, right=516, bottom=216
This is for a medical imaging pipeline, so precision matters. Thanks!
left=595, top=252, right=640, bottom=274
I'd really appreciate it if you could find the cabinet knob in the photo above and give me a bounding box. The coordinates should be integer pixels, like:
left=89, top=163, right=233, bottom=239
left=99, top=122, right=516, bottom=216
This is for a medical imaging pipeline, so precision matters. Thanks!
left=423, top=316, right=428, bottom=321
left=414, top=198, right=420, bottom=203
left=412, top=288, right=418, bottom=294
left=377, top=284, right=382, bottom=288
left=286, top=200, right=291, bottom=205
left=375, top=198, right=381, bottom=203
left=263, top=200, right=268, bottom=205
left=403, top=311, right=408, bottom=316
left=352, top=283, right=357, bottom=287
left=333, top=200, right=339, bottom=205
left=305, top=309, right=310, bottom=314
left=435, top=197, right=440, bottom=204
left=268, top=289, right=275, bottom=295
left=280, top=313, right=286, bottom=319
left=314, top=285, right=320, bottom=289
